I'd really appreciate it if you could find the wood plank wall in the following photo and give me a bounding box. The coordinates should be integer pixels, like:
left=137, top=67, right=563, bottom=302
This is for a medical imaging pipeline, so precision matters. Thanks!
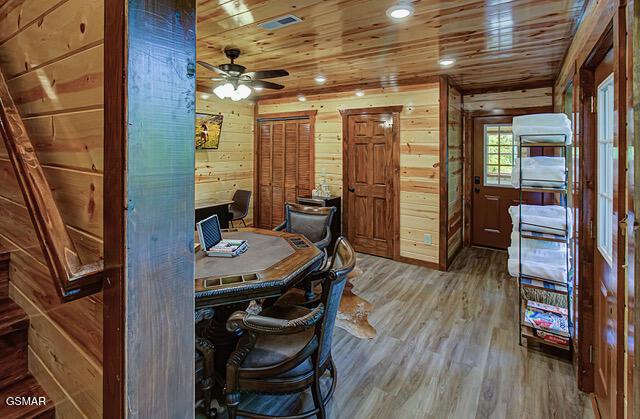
left=258, top=83, right=441, bottom=264
left=196, top=93, right=254, bottom=225
left=447, top=86, right=463, bottom=261
left=0, top=0, right=104, bottom=416
left=463, top=87, right=553, bottom=112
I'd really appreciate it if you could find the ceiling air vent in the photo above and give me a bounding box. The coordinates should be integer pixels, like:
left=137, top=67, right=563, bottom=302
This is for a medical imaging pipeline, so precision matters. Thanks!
left=259, top=15, right=303, bottom=30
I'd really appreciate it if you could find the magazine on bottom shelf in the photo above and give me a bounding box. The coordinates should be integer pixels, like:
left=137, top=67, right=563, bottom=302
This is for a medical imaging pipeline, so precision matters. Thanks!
left=524, top=300, right=569, bottom=337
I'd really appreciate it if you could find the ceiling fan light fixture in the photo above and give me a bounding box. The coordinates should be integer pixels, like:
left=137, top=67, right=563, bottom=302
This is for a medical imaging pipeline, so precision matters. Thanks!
left=355, top=89, right=365, bottom=97
left=438, top=58, right=456, bottom=67
left=386, top=3, right=414, bottom=20
left=314, top=75, right=327, bottom=84
left=214, top=82, right=235, bottom=99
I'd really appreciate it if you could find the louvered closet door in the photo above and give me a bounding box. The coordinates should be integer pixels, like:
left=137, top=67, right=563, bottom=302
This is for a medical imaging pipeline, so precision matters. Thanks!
left=257, top=118, right=313, bottom=229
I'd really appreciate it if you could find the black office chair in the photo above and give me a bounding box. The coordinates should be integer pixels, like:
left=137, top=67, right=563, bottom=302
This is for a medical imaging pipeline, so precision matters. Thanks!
left=230, top=190, right=251, bottom=227
left=224, top=237, right=356, bottom=419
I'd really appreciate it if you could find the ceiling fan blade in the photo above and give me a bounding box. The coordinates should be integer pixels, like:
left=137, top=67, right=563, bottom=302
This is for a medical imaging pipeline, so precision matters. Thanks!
left=244, top=80, right=285, bottom=90
left=197, top=60, right=230, bottom=76
left=244, top=69, right=289, bottom=79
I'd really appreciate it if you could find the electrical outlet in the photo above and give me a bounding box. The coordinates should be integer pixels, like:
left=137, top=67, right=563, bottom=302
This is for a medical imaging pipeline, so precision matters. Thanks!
left=423, top=233, right=432, bottom=245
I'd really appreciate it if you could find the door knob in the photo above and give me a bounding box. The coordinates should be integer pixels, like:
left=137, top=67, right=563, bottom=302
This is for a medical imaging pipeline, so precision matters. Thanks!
left=348, top=187, right=355, bottom=193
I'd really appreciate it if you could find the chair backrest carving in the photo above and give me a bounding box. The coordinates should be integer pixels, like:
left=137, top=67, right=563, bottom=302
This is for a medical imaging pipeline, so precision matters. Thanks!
left=316, top=236, right=356, bottom=366
left=283, top=202, right=335, bottom=244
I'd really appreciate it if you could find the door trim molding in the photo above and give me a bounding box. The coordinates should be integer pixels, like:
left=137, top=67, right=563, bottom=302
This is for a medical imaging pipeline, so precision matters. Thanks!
left=576, top=18, right=616, bottom=397
left=253, top=110, right=318, bottom=227
left=439, top=77, right=449, bottom=270
left=340, top=106, right=402, bottom=260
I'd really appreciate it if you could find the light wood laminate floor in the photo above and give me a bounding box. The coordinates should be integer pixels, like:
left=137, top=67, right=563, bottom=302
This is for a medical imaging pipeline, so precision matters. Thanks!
left=237, top=247, right=593, bottom=419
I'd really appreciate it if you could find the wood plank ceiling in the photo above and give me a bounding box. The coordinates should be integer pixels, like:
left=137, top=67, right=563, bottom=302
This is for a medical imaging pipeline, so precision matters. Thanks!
left=196, top=0, right=586, bottom=98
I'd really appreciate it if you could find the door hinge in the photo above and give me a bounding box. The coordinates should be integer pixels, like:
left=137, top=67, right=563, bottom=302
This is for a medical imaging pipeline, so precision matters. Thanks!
left=589, top=345, right=594, bottom=363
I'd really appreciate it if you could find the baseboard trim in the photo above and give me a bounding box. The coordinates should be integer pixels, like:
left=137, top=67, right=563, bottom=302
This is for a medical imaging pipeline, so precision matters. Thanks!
left=395, top=256, right=440, bottom=271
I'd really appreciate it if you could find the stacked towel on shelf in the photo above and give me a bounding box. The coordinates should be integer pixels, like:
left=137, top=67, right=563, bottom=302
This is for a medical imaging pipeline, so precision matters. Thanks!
left=507, top=247, right=569, bottom=283
left=507, top=205, right=571, bottom=282
left=511, top=156, right=566, bottom=188
left=512, top=113, right=572, bottom=144
left=508, top=204, right=572, bottom=236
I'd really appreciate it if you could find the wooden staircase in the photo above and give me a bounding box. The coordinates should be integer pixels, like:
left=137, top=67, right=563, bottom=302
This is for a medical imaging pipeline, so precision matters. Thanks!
left=0, top=254, right=54, bottom=418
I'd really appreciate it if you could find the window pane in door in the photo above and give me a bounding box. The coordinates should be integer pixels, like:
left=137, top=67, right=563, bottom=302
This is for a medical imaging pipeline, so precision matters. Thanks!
left=596, top=73, right=614, bottom=266
left=483, top=124, right=515, bottom=187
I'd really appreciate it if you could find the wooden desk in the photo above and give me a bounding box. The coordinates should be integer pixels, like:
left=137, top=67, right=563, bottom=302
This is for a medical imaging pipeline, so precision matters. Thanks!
left=195, top=228, right=323, bottom=308
left=195, top=200, right=234, bottom=228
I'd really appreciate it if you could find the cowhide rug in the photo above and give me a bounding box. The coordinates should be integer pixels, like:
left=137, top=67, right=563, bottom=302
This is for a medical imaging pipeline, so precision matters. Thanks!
left=336, top=266, right=376, bottom=339
left=275, top=266, right=376, bottom=340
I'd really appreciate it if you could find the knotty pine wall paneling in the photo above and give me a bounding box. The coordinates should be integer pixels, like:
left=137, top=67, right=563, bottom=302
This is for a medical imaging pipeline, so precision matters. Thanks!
left=462, top=87, right=553, bottom=112
left=196, top=94, right=254, bottom=225
left=0, top=0, right=104, bottom=416
left=258, top=83, right=441, bottom=264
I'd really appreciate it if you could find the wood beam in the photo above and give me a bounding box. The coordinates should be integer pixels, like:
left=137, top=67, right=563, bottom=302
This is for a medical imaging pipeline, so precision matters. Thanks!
left=104, top=0, right=196, bottom=417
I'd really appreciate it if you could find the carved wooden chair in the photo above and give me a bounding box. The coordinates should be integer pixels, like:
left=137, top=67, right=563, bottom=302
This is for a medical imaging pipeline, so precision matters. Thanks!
left=274, top=203, right=336, bottom=300
left=274, top=203, right=335, bottom=252
left=223, top=237, right=356, bottom=419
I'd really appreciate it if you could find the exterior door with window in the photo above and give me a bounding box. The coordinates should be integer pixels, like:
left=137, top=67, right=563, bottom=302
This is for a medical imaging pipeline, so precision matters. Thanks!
left=593, top=49, right=618, bottom=419
left=472, top=116, right=542, bottom=249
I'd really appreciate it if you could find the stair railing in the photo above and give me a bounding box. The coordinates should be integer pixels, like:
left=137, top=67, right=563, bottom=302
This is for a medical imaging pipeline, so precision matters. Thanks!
left=0, top=69, right=103, bottom=302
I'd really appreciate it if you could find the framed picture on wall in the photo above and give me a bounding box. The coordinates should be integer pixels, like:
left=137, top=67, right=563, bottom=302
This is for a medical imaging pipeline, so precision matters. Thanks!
left=195, top=113, right=223, bottom=149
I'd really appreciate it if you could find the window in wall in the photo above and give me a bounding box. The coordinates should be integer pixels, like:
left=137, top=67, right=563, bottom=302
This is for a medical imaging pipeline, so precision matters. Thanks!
left=596, top=73, right=614, bottom=266
left=484, top=124, right=515, bottom=187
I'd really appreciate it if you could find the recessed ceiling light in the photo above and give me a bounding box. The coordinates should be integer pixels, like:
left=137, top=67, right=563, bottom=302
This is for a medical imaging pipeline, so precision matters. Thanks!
left=314, top=75, right=327, bottom=84
left=355, top=90, right=365, bottom=97
left=297, top=94, right=306, bottom=102
left=200, top=93, right=210, bottom=99
left=438, top=58, right=456, bottom=67
left=386, top=3, right=414, bottom=20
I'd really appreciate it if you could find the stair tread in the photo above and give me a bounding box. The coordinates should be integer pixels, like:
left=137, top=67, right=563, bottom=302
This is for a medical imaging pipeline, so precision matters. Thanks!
left=0, top=298, right=28, bottom=337
left=0, top=374, right=54, bottom=418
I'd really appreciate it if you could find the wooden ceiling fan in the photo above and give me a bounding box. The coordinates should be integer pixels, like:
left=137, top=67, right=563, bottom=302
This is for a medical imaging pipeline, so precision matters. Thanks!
left=197, top=48, right=288, bottom=99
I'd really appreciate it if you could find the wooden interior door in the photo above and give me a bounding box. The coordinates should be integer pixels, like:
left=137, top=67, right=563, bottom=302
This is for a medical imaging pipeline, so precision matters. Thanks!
left=345, top=113, right=397, bottom=258
left=471, top=116, right=542, bottom=249
left=256, top=117, right=313, bottom=229
left=593, top=47, right=618, bottom=419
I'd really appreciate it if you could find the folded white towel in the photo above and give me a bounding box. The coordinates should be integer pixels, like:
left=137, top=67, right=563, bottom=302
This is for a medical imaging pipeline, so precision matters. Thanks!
left=511, top=156, right=566, bottom=188
left=508, top=246, right=570, bottom=268
left=510, top=231, right=566, bottom=252
left=508, top=204, right=572, bottom=236
left=508, top=258, right=568, bottom=283
left=512, top=113, right=572, bottom=145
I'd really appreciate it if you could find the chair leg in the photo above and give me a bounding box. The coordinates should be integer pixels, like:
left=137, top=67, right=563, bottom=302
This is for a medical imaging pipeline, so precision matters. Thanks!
left=312, top=375, right=326, bottom=419
left=226, top=392, right=239, bottom=419
left=304, top=278, right=315, bottom=302
left=241, top=218, right=247, bottom=227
